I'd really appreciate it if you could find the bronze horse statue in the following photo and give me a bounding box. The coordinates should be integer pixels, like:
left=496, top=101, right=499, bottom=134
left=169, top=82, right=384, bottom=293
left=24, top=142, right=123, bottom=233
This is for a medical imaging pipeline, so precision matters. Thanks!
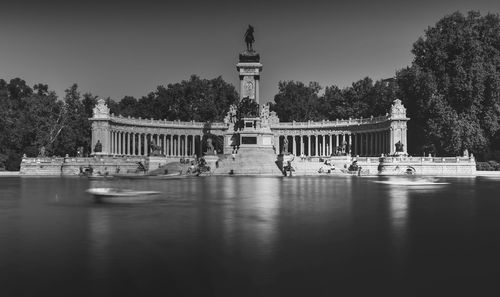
left=244, top=25, right=255, bottom=51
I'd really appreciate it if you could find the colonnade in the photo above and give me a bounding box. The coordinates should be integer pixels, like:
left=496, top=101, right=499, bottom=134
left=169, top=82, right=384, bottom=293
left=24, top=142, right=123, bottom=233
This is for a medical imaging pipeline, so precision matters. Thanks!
left=276, top=130, right=392, bottom=157
left=109, top=131, right=203, bottom=157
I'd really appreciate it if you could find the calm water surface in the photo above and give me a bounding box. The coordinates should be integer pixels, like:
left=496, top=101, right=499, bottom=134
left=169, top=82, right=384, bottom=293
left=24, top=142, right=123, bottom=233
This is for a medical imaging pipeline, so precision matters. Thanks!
left=1, top=176, right=500, bottom=296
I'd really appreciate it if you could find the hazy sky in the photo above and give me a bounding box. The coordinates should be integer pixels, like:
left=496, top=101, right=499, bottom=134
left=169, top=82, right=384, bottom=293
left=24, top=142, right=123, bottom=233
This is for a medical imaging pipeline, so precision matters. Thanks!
left=1, top=0, right=499, bottom=103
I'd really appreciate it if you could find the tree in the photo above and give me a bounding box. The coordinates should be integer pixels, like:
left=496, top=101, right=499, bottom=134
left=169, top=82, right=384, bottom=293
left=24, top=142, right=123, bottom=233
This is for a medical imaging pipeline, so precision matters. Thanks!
left=272, top=81, right=321, bottom=122
left=52, top=84, right=91, bottom=156
left=398, top=11, right=500, bottom=157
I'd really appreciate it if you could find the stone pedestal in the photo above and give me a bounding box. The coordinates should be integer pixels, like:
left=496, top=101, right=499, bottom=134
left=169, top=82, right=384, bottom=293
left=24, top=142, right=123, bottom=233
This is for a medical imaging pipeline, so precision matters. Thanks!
left=146, top=156, right=168, bottom=172
left=203, top=155, right=220, bottom=171
left=237, top=50, right=262, bottom=105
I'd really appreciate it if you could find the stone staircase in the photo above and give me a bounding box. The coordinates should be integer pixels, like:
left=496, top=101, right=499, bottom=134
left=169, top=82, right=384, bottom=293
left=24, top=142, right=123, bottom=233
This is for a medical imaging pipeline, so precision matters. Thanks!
left=212, top=147, right=283, bottom=176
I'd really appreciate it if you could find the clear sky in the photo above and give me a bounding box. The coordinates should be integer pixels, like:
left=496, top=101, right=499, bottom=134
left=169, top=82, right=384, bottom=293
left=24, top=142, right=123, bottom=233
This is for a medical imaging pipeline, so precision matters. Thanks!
left=1, top=0, right=499, bottom=104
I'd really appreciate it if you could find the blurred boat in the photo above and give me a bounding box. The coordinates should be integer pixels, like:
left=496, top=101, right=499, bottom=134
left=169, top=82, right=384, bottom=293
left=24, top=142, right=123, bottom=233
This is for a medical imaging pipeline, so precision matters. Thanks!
left=112, top=173, right=189, bottom=179
left=86, top=187, right=161, bottom=203
left=374, top=178, right=449, bottom=186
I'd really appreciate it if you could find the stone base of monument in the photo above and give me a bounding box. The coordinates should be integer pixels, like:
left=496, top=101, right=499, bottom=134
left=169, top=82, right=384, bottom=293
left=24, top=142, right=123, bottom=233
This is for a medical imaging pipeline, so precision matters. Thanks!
left=392, top=151, right=408, bottom=157
left=203, top=155, right=220, bottom=172
left=212, top=147, right=282, bottom=176
left=146, top=156, right=168, bottom=172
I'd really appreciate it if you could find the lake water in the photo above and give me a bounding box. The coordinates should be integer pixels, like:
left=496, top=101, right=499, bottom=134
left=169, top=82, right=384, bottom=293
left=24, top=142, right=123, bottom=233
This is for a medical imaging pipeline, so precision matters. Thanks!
left=1, top=176, right=500, bottom=296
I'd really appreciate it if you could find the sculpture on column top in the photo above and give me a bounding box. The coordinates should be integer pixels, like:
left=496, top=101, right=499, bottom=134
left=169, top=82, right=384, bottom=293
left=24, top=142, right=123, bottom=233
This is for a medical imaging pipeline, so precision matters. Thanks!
left=92, top=98, right=110, bottom=119
left=244, top=25, right=255, bottom=52
left=390, top=99, right=407, bottom=119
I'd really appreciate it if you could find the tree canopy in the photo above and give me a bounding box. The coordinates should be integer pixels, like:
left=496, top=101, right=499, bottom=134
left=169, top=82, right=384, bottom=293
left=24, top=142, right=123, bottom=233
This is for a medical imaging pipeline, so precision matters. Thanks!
left=397, top=11, right=500, bottom=157
left=113, top=75, right=238, bottom=122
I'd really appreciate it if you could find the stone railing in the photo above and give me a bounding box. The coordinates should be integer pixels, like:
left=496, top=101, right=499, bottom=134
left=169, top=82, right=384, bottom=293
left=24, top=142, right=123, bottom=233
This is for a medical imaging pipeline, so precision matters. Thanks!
left=380, top=156, right=475, bottom=163
left=108, top=115, right=228, bottom=129
left=21, top=157, right=66, bottom=164
left=270, top=115, right=390, bottom=129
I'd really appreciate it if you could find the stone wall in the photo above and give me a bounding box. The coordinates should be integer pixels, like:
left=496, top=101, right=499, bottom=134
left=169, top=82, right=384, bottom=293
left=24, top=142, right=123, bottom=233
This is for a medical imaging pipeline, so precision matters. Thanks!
left=378, top=156, right=477, bottom=176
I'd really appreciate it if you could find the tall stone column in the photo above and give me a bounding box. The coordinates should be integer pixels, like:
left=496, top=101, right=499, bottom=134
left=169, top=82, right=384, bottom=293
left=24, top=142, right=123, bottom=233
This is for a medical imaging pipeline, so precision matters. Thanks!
left=371, top=133, right=375, bottom=156
left=307, top=135, right=311, bottom=157
left=138, top=133, right=141, bottom=155
left=176, top=134, right=181, bottom=157
left=292, top=135, right=297, bottom=155
left=132, top=133, right=135, bottom=155
left=389, top=128, right=395, bottom=155
left=169, top=135, right=173, bottom=156
left=184, top=135, right=188, bottom=156
left=329, top=135, right=333, bottom=156
left=191, top=135, right=195, bottom=156
left=320, top=134, right=326, bottom=156
left=144, top=134, right=148, bottom=156
left=314, top=135, right=318, bottom=156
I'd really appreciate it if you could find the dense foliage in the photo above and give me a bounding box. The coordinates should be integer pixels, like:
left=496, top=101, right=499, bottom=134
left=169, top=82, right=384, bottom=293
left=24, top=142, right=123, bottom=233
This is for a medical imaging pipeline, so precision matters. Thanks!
left=0, top=76, right=238, bottom=170
left=270, top=78, right=398, bottom=121
left=0, top=80, right=94, bottom=170
left=272, top=11, right=500, bottom=159
left=397, top=11, right=500, bottom=158
left=111, top=75, right=238, bottom=122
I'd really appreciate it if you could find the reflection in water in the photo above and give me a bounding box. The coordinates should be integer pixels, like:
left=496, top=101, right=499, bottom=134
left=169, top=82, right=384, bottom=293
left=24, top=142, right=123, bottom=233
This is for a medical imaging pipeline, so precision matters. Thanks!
left=88, top=207, right=110, bottom=286
left=251, top=178, right=280, bottom=258
left=388, top=186, right=409, bottom=241
left=221, top=177, right=280, bottom=259
left=387, top=185, right=409, bottom=270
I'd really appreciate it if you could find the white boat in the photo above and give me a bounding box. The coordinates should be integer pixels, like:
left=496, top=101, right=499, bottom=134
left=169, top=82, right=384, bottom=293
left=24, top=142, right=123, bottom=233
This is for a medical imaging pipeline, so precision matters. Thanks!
left=86, top=188, right=161, bottom=203
left=374, top=179, right=449, bottom=186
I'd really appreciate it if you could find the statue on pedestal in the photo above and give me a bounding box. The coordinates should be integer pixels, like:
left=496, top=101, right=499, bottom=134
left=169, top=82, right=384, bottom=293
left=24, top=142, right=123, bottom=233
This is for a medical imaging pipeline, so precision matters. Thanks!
left=38, top=146, right=46, bottom=157
left=149, top=140, right=163, bottom=156
left=395, top=140, right=404, bottom=153
left=94, top=140, right=102, bottom=153
left=244, top=25, right=255, bottom=51
left=282, top=138, right=289, bottom=154
left=205, top=138, right=215, bottom=155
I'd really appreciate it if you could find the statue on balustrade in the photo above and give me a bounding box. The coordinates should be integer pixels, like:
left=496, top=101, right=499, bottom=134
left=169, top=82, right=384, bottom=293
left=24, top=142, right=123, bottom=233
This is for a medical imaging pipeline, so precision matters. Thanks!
left=38, top=146, right=46, bottom=157
left=205, top=138, right=216, bottom=155
left=149, top=140, right=163, bottom=156
left=77, top=146, right=84, bottom=157
left=281, top=138, right=289, bottom=154
left=94, top=140, right=102, bottom=153
left=395, top=141, right=404, bottom=152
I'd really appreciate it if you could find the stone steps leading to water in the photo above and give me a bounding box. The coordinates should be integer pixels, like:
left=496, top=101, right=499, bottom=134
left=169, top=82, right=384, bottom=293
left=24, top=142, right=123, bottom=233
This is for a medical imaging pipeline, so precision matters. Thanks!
left=212, top=148, right=283, bottom=176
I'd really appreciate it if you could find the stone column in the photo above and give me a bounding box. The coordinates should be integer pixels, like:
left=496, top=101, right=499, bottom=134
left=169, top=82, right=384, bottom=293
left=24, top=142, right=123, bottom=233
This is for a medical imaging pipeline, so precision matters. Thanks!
left=176, top=134, right=181, bottom=156
left=314, top=135, right=318, bottom=156
left=292, top=135, right=297, bottom=155
left=131, top=133, right=135, bottom=155
left=117, top=132, right=121, bottom=155
left=360, top=133, right=364, bottom=156
left=329, top=134, right=333, bottom=156
left=306, top=134, right=311, bottom=156
left=144, top=134, right=148, bottom=156
left=184, top=135, right=188, bottom=156
left=110, top=131, right=113, bottom=154
left=371, top=133, right=375, bottom=156
left=390, top=128, right=395, bottom=155
left=169, top=135, right=173, bottom=156
left=191, top=135, right=195, bottom=156
left=319, top=135, right=323, bottom=156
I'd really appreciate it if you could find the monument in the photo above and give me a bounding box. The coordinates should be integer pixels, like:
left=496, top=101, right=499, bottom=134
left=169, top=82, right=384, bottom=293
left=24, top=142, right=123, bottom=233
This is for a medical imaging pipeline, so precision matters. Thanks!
left=237, top=25, right=263, bottom=104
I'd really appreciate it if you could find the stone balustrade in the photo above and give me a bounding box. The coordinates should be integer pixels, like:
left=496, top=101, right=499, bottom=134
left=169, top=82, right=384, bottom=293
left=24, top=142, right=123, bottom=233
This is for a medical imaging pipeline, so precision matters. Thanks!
left=270, top=115, right=390, bottom=128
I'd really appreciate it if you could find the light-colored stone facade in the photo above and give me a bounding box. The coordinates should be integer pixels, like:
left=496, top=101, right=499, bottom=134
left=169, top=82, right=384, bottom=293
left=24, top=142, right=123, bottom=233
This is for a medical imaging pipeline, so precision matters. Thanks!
left=89, top=98, right=409, bottom=158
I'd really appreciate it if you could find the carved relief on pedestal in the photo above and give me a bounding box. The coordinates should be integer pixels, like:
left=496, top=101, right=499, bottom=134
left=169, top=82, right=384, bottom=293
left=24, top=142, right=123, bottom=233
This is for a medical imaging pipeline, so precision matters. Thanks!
left=243, top=77, right=255, bottom=99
